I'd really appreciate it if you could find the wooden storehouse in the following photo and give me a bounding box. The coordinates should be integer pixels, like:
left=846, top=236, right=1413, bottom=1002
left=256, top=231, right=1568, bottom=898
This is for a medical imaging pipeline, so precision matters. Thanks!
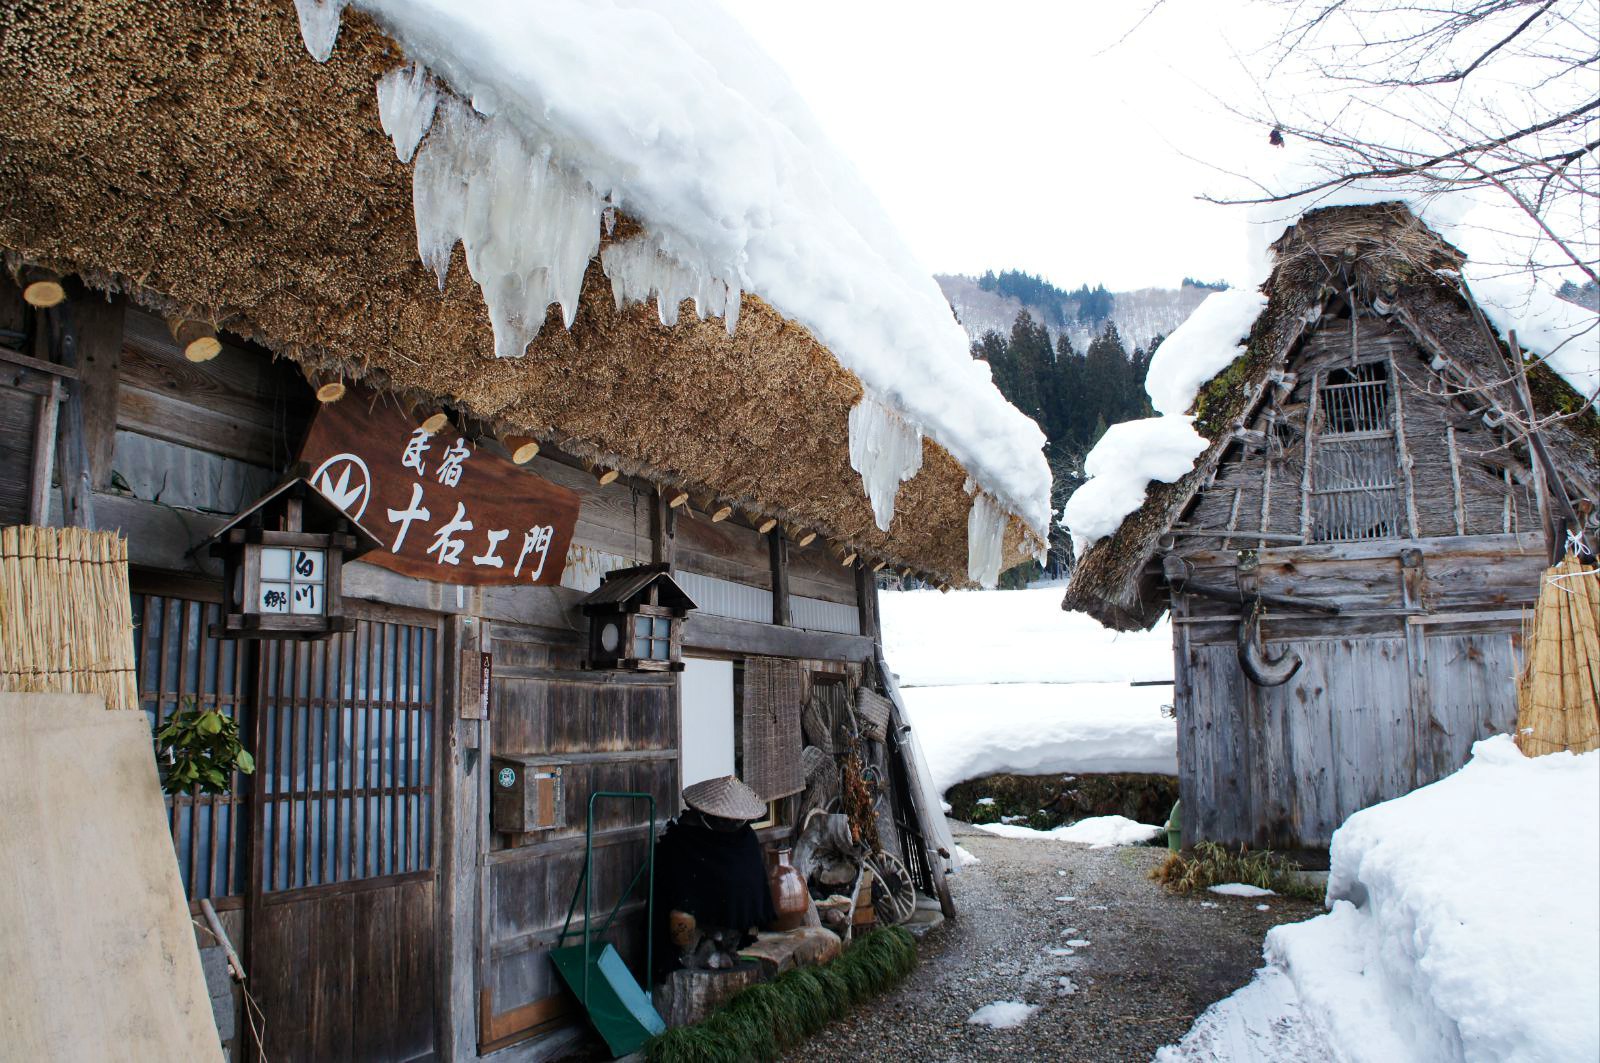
left=0, top=3, right=1047, bottom=1060
left=1065, top=203, right=1599, bottom=852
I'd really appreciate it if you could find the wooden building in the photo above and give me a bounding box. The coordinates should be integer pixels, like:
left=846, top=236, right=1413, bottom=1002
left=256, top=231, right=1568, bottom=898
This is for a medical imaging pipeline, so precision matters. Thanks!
left=0, top=3, right=1048, bottom=1060
left=1065, top=203, right=1599, bottom=852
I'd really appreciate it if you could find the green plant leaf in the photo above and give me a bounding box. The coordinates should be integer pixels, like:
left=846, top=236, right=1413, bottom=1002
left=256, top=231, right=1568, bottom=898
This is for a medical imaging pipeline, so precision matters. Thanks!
left=235, top=750, right=255, bottom=773
left=199, top=711, right=223, bottom=735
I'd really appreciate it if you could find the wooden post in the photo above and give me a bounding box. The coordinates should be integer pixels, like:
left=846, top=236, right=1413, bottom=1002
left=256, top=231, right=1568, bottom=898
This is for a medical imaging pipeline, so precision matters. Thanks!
left=855, top=561, right=880, bottom=643
left=441, top=615, right=484, bottom=1061
left=1446, top=426, right=1466, bottom=535
left=651, top=487, right=676, bottom=569
left=28, top=377, right=61, bottom=525
left=74, top=292, right=124, bottom=490
left=1388, top=361, right=1421, bottom=538
left=769, top=530, right=791, bottom=627
left=1399, top=548, right=1430, bottom=785
left=45, top=305, right=95, bottom=529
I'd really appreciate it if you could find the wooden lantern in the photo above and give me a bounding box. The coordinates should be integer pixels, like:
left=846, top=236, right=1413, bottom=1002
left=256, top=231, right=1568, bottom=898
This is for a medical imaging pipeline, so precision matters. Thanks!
left=579, top=563, right=697, bottom=672
left=205, top=476, right=382, bottom=640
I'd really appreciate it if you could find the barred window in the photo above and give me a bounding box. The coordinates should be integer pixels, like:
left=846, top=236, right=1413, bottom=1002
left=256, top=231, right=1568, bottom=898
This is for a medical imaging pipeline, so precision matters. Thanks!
left=1309, top=362, right=1406, bottom=542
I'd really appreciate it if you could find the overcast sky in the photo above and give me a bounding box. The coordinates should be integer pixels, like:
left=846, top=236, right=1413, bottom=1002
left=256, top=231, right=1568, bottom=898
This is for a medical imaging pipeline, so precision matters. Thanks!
left=724, top=1, right=1282, bottom=292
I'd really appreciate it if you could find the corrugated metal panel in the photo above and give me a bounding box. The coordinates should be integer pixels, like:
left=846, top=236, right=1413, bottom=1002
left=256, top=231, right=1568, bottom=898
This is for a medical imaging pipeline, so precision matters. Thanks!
left=792, top=595, right=860, bottom=635
left=676, top=570, right=770, bottom=624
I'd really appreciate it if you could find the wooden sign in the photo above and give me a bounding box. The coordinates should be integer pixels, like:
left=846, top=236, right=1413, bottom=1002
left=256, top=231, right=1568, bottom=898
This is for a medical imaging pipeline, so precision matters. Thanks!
left=297, top=391, right=579, bottom=587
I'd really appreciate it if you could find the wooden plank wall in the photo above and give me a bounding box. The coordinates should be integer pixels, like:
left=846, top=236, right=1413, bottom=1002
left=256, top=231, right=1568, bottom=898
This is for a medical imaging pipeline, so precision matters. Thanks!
left=1173, top=535, right=1534, bottom=849
left=477, top=620, right=679, bottom=1052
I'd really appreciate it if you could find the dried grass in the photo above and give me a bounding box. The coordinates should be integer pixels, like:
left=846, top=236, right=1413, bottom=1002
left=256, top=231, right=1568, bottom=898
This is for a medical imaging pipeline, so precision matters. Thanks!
left=0, top=525, right=138, bottom=711
left=1517, top=555, right=1600, bottom=756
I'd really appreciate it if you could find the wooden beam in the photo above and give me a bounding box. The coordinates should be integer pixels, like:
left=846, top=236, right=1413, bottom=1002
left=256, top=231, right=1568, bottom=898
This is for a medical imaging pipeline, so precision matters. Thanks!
left=769, top=529, right=791, bottom=627
left=683, top=612, right=872, bottom=661
left=503, top=435, right=541, bottom=464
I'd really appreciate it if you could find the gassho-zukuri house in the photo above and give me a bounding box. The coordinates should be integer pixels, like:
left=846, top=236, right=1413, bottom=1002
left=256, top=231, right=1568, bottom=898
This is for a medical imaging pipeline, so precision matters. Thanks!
left=1064, top=201, right=1599, bottom=855
left=0, top=1, right=1052, bottom=1059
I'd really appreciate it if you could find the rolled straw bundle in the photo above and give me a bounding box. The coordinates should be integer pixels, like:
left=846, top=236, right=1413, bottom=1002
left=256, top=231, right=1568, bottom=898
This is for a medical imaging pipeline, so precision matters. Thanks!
left=0, top=525, right=138, bottom=711
left=1516, top=554, right=1600, bottom=756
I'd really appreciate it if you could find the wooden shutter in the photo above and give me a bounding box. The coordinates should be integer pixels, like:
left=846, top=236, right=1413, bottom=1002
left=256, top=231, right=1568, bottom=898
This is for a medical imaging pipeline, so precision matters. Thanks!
left=741, top=656, right=804, bottom=800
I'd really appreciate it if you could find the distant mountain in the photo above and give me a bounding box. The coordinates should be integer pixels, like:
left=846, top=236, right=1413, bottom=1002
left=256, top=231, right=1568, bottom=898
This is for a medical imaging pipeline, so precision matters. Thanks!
left=938, top=271, right=1217, bottom=354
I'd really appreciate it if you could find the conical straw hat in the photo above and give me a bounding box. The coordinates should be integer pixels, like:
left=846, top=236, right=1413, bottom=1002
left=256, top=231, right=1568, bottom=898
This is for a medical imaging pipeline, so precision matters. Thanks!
left=682, top=775, right=766, bottom=821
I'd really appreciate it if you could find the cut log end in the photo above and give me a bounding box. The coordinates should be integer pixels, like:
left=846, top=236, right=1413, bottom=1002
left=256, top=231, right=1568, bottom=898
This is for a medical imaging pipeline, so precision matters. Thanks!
left=22, top=279, right=66, bottom=309
left=785, top=524, right=817, bottom=548
left=756, top=517, right=778, bottom=535
left=594, top=466, right=620, bottom=486
left=418, top=410, right=450, bottom=433
left=667, top=490, right=691, bottom=509
left=315, top=380, right=347, bottom=404
left=169, top=318, right=221, bottom=362
left=709, top=505, right=733, bottom=523
left=871, top=560, right=887, bottom=573
left=504, top=436, right=540, bottom=464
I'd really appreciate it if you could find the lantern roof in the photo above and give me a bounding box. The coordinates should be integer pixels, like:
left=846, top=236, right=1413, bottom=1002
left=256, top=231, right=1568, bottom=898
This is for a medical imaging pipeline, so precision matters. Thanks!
left=204, top=474, right=386, bottom=557
left=579, top=564, right=697, bottom=616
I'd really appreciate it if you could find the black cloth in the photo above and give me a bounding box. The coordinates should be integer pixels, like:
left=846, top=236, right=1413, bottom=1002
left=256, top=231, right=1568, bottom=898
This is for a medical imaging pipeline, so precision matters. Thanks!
left=651, top=815, right=775, bottom=980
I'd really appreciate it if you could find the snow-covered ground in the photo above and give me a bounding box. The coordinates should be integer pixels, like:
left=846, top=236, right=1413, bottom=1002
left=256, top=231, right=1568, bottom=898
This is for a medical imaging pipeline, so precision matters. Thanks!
left=880, top=587, right=1176, bottom=797
left=976, top=815, right=1163, bottom=849
left=1159, top=736, right=1600, bottom=1063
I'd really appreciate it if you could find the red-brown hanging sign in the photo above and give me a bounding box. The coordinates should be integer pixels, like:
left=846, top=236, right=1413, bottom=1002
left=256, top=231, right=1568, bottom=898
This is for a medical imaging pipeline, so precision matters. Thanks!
left=297, top=391, right=579, bottom=587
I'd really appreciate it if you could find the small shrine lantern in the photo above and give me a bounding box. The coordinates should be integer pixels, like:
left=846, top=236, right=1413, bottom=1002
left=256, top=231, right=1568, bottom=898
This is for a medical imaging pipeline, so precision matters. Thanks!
left=205, top=476, right=383, bottom=640
left=580, top=563, right=697, bottom=672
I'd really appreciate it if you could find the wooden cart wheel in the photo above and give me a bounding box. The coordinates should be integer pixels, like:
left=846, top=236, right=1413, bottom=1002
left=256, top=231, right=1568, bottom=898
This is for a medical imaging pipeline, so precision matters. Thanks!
left=867, top=849, right=917, bottom=926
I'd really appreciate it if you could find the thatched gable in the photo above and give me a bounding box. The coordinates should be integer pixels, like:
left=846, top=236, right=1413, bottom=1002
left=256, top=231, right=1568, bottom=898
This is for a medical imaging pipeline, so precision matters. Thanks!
left=0, top=0, right=1039, bottom=586
left=1064, top=202, right=1600, bottom=631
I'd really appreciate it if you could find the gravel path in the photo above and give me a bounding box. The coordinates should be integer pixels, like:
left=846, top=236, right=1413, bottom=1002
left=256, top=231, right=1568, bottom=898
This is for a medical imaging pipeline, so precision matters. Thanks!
left=785, top=824, right=1324, bottom=1062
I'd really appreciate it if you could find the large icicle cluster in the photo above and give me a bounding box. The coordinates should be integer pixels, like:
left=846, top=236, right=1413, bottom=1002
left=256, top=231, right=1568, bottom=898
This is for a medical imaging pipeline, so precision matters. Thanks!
left=287, top=0, right=1054, bottom=548
left=967, top=491, right=1008, bottom=588
left=375, top=63, right=438, bottom=164
left=600, top=238, right=740, bottom=333
left=848, top=395, right=923, bottom=532
left=410, top=99, right=604, bottom=358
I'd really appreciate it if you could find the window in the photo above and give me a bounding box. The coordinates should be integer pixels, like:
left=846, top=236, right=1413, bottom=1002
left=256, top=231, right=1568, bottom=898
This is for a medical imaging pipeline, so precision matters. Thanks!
left=680, top=657, right=735, bottom=792
left=631, top=614, right=673, bottom=662
left=1308, top=361, right=1406, bottom=542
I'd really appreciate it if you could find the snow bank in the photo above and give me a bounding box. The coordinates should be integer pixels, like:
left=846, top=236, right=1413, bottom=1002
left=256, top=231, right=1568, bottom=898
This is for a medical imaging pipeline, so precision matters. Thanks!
left=294, top=0, right=1053, bottom=551
left=879, top=588, right=1176, bottom=794
left=899, top=683, right=1176, bottom=814
left=976, top=814, right=1162, bottom=848
left=967, top=1001, right=1038, bottom=1029
left=1060, top=416, right=1208, bottom=552
left=879, top=587, right=1173, bottom=687
left=1163, top=736, right=1600, bottom=1063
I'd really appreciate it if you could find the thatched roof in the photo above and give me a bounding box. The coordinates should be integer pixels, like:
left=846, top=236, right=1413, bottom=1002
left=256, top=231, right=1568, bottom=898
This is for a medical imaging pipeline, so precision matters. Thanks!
left=0, top=0, right=1042, bottom=585
left=1064, top=202, right=1600, bottom=631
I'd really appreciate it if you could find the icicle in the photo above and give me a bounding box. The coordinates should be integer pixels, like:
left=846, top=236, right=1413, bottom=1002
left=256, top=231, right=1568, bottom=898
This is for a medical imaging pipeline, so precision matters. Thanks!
left=409, top=99, right=602, bottom=357
left=967, top=491, right=1007, bottom=588
left=293, top=0, right=348, bottom=62
left=376, top=63, right=438, bottom=164
left=601, top=237, right=740, bottom=334
left=848, top=395, right=923, bottom=532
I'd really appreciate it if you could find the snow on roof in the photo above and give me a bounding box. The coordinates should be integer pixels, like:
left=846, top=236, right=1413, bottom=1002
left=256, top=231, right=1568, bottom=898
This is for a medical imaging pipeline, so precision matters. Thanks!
left=291, top=0, right=1052, bottom=558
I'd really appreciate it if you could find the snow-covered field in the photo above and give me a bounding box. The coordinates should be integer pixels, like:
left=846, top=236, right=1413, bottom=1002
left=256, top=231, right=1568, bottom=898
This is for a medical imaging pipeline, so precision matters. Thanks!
left=1160, top=736, right=1600, bottom=1063
left=880, top=587, right=1176, bottom=797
